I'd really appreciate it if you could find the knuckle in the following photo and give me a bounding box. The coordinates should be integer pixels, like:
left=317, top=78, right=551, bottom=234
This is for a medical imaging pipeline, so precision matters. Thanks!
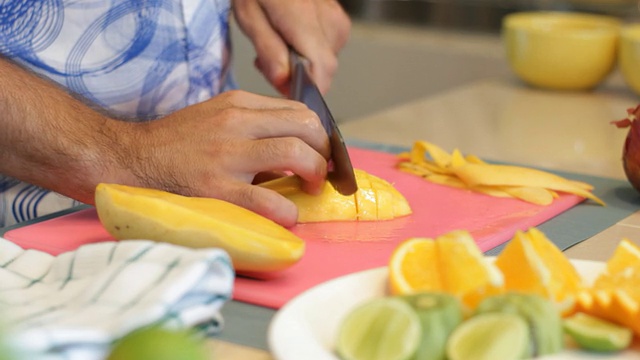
left=324, top=55, right=339, bottom=77
left=221, top=89, right=249, bottom=103
left=277, top=138, right=305, bottom=163
left=217, top=107, right=242, bottom=125
left=238, top=185, right=280, bottom=217
left=298, top=108, right=322, bottom=129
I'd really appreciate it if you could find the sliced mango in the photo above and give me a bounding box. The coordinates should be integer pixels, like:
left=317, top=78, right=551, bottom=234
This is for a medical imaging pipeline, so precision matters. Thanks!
left=260, top=169, right=412, bottom=223
left=95, top=183, right=305, bottom=273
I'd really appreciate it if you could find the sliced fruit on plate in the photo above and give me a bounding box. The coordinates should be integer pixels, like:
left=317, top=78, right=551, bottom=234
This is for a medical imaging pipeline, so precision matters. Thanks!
left=475, top=293, right=564, bottom=357
left=335, top=297, right=422, bottom=360
left=495, top=228, right=583, bottom=314
left=437, top=230, right=504, bottom=308
left=446, top=312, right=531, bottom=360
left=259, top=169, right=412, bottom=223
left=397, top=140, right=605, bottom=206
left=388, top=230, right=504, bottom=308
left=388, top=237, right=442, bottom=295
left=399, top=293, right=464, bottom=360
left=604, top=238, right=640, bottom=273
left=576, top=239, right=640, bottom=336
left=95, top=183, right=305, bottom=273
left=563, top=312, right=633, bottom=353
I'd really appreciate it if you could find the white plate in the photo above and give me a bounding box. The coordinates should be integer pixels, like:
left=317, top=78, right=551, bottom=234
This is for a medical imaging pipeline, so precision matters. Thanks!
left=268, top=259, right=640, bottom=360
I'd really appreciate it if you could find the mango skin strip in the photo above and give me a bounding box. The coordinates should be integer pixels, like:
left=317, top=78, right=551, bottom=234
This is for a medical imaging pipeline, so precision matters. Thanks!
left=452, top=163, right=605, bottom=206
left=397, top=140, right=605, bottom=206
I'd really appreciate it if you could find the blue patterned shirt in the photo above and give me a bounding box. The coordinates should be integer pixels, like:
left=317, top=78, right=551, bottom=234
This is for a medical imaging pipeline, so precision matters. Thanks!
left=0, top=0, right=234, bottom=226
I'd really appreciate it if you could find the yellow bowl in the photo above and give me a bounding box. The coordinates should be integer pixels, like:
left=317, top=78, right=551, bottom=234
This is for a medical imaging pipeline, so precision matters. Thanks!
left=503, top=12, right=620, bottom=91
left=619, top=24, right=640, bottom=96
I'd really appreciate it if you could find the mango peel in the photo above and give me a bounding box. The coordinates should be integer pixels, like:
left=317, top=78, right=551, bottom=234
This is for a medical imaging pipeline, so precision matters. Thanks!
left=397, top=140, right=605, bottom=206
left=95, top=183, right=305, bottom=273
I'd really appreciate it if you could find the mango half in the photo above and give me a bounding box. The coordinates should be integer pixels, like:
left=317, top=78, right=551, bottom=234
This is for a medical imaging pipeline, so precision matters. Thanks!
left=260, top=169, right=412, bottom=223
left=95, top=183, right=305, bottom=273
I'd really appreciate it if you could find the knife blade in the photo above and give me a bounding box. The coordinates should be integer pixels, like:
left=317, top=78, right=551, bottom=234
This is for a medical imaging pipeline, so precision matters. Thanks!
left=289, top=49, right=358, bottom=196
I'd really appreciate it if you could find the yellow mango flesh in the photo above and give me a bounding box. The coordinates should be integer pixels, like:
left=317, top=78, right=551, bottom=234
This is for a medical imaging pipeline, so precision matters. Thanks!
left=95, top=183, right=305, bottom=273
left=260, top=169, right=412, bottom=223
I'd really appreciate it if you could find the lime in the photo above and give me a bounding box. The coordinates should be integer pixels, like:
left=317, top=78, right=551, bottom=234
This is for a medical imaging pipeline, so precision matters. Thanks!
left=475, top=292, right=564, bottom=357
left=446, top=312, right=530, bottom=360
left=335, top=297, right=421, bottom=360
left=106, top=326, right=208, bottom=360
left=563, top=312, right=633, bottom=352
left=400, top=292, right=464, bottom=360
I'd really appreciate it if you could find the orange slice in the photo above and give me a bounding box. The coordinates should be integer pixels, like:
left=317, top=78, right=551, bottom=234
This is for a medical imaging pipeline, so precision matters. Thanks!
left=590, top=239, right=640, bottom=304
left=388, top=231, right=504, bottom=308
left=604, top=238, right=640, bottom=274
left=527, top=228, right=583, bottom=300
left=388, top=237, right=442, bottom=295
left=580, top=239, right=640, bottom=336
left=495, top=228, right=583, bottom=314
left=437, top=230, right=504, bottom=308
left=495, top=231, right=552, bottom=296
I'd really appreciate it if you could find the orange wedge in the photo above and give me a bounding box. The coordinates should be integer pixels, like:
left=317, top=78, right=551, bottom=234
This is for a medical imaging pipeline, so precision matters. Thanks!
left=495, top=228, right=583, bottom=315
left=578, top=239, right=640, bottom=336
left=388, top=238, right=442, bottom=295
left=590, top=239, right=640, bottom=302
left=603, top=238, right=640, bottom=274
left=437, top=230, right=504, bottom=308
left=388, top=230, right=504, bottom=308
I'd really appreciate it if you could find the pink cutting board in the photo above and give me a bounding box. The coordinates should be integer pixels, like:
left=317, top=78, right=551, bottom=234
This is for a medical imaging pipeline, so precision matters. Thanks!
left=3, top=147, right=584, bottom=309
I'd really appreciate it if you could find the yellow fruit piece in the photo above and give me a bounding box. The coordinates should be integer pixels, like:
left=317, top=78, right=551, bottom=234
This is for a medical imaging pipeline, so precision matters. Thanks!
left=95, top=183, right=305, bottom=273
left=575, top=290, right=596, bottom=315
left=578, top=289, right=640, bottom=337
left=388, top=238, right=442, bottom=295
left=259, top=169, right=412, bottom=223
left=437, top=230, right=505, bottom=308
left=495, top=228, right=583, bottom=313
left=609, top=291, right=640, bottom=335
left=388, top=230, right=504, bottom=308
left=593, top=271, right=640, bottom=300
left=397, top=140, right=605, bottom=206
left=579, top=239, right=640, bottom=336
left=425, top=174, right=467, bottom=189
left=528, top=228, right=584, bottom=298
left=412, top=140, right=452, bottom=169
left=604, top=238, right=640, bottom=274
left=452, top=163, right=605, bottom=206
left=498, top=186, right=555, bottom=206
left=496, top=231, right=552, bottom=297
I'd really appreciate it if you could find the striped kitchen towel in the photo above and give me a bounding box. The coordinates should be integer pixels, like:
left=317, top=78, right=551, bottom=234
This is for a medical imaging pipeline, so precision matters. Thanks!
left=0, top=237, right=234, bottom=360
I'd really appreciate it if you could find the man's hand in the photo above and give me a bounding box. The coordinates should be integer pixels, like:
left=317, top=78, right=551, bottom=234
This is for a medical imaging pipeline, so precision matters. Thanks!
left=233, top=0, right=351, bottom=95
left=0, top=54, right=331, bottom=228
left=117, top=90, right=330, bottom=227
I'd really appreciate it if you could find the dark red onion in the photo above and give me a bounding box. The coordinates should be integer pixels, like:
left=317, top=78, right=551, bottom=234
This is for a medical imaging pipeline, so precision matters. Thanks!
left=612, top=105, right=640, bottom=193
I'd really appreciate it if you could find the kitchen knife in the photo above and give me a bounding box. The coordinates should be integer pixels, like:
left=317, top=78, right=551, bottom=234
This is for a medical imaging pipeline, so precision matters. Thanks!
left=289, top=49, right=358, bottom=196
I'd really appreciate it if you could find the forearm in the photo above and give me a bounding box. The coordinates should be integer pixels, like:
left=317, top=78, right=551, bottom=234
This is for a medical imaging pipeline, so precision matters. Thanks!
left=0, top=58, right=133, bottom=204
